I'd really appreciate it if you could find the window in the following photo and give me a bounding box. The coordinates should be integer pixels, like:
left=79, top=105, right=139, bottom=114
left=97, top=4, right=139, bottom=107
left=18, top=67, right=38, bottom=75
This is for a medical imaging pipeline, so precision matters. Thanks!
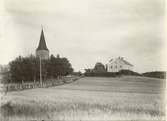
left=115, top=65, right=117, bottom=68
left=120, top=65, right=122, bottom=68
left=110, top=66, right=112, bottom=69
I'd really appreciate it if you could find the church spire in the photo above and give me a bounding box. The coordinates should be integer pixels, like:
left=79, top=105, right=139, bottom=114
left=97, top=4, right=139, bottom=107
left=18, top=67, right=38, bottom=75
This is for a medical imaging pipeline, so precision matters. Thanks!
left=36, top=28, right=48, bottom=51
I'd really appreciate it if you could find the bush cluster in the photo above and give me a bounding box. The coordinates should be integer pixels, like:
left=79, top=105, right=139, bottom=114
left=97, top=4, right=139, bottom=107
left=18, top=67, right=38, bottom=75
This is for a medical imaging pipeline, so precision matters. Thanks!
left=8, top=54, right=73, bottom=83
left=84, top=69, right=141, bottom=77
left=142, top=71, right=166, bottom=79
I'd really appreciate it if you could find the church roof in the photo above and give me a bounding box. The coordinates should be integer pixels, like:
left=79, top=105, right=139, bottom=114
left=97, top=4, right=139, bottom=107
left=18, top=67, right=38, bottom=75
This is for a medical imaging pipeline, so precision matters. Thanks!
left=36, top=29, right=49, bottom=51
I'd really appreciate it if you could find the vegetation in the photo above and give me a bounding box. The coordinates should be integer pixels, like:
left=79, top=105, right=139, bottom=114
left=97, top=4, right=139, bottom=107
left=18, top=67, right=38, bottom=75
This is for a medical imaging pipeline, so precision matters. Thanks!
left=1, top=76, right=165, bottom=120
left=72, top=71, right=82, bottom=76
left=0, top=65, right=10, bottom=84
left=93, top=62, right=106, bottom=73
left=84, top=69, right=141, bottom=77
left=142, top=71, right=166, bottom=79
left=6, top=54, right=73, bottom=83
left=84, top=68, right=166, bottom=79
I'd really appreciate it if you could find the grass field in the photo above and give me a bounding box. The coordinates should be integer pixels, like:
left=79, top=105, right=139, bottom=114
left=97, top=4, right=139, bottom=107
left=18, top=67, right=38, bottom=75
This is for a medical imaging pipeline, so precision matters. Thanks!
left=0, top=76, right=166, bottom=121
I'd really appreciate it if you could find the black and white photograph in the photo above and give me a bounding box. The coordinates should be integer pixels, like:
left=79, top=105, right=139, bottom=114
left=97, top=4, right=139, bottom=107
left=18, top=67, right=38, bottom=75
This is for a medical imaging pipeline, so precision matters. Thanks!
left=0, top=0, right=166, bottom=120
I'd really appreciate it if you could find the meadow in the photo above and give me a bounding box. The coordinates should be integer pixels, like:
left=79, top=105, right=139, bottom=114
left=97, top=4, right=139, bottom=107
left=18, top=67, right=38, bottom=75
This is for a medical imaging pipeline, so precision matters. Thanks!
left=0, top=76, right=165, bottom=121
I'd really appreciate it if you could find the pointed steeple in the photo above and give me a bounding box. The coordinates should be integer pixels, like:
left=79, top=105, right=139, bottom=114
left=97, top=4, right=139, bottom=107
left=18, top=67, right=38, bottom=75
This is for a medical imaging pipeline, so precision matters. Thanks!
left=36, top=28, right=48, bottom=51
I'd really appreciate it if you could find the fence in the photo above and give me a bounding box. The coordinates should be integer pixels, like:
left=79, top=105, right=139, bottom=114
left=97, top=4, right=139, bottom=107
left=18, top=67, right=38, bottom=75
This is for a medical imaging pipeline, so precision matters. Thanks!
left=2, top=76, right=81, bottom=92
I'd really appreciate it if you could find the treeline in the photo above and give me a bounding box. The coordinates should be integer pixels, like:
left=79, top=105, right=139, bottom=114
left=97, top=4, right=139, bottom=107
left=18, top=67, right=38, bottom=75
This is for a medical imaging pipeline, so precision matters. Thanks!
left=142, top=71, right=166, bottom=79
left=84, top=69, right=141, bottom=77
left=84, top=69, right=166, bottom=79
left=3, top=54, right=73, bottom=83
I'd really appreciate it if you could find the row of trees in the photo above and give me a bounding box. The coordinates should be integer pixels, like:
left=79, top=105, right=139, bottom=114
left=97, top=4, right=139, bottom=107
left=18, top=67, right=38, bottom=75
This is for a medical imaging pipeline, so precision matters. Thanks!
left=6, top=54, right=73, bottom=83
left=142, top=71, right=166, bottom=79
left=84, top=69, right=141, bottom=77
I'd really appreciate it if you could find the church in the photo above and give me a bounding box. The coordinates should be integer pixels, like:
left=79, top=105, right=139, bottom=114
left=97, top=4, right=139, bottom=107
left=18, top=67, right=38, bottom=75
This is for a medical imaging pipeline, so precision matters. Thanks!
left=36, top=28, right=49, bottom=60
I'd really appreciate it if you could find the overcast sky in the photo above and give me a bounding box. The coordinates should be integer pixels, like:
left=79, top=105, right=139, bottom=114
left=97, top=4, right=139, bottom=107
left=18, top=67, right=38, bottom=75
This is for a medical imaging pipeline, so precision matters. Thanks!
left=0, top=0, right=166, bottom=72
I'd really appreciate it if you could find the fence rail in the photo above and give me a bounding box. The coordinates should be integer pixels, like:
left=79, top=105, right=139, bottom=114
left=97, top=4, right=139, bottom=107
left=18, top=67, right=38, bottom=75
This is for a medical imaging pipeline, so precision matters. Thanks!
left=2, top=76, right=81, bottom=92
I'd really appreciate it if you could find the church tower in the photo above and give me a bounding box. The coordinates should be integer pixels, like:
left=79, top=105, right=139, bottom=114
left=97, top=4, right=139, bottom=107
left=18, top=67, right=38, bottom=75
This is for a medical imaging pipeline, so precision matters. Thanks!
left=36, top=28, right=49, bottom=60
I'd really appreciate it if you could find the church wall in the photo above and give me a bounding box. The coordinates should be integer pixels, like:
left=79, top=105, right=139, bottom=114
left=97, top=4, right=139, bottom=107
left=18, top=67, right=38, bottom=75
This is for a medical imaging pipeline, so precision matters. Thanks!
left=36, top=50, right=49, bottom=60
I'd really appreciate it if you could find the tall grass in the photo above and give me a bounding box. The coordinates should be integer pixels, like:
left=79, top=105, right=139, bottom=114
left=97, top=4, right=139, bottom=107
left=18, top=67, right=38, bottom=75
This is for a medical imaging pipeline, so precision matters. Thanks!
left=0, top=76, right=165, bottom=121
left=0, top=98, right=165, bottom=121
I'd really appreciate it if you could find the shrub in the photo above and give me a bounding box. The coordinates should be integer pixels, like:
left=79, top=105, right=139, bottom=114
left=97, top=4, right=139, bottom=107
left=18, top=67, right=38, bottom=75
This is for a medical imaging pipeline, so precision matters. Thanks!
left=84, top=69, right=141, bottom=77
left=142, top=71, right=166, bottom=79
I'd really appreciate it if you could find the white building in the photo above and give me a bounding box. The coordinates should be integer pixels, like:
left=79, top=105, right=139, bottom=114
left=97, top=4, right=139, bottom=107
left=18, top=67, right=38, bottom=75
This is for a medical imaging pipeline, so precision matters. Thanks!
left=106, top=57, right=133, bottom=72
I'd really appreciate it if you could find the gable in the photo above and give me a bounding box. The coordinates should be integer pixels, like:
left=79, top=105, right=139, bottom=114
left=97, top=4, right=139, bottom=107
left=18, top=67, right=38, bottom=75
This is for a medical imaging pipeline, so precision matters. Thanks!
left=108, top=57, right=133, bottom=67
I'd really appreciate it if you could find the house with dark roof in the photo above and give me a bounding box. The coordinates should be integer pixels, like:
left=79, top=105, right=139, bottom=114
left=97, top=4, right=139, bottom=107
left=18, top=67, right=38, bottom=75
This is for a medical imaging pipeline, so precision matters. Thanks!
left=106, top=57, right=133, bottom=72
left=36, top=28, right=49, bottom=60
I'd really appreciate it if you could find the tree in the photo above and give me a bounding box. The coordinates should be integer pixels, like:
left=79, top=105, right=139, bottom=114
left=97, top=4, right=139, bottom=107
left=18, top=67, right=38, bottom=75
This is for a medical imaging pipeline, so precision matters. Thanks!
left=8, top=54, right=73, bottom=83
left=9, top=55, right=39, bottom=83
left=0, top=65, right=10, bottom=83
left=46, top=55, right=73, bottom=78
left=93, top=62, right=106, bottom=73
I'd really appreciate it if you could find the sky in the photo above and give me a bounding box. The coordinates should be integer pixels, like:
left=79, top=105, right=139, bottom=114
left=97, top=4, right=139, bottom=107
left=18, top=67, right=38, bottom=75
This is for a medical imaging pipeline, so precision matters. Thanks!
left=0, top=0, right=166, bottom=73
